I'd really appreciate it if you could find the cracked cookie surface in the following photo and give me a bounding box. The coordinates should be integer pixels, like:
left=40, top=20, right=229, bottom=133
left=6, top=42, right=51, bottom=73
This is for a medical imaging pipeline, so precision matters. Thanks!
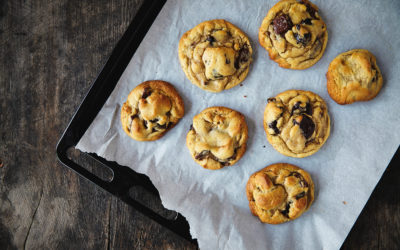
left=179, top=19, right=253, bottom=92
left=327, top=49, right=383, bottom=105
left=264, top=90, right=330, bottom=158
left=121, top=80, right=184, bottom=141
left=259, top=0, right=328, bottom=69
left=246, top=163, right=314, bottom=224
left=186, top=107, right=248, bottom=170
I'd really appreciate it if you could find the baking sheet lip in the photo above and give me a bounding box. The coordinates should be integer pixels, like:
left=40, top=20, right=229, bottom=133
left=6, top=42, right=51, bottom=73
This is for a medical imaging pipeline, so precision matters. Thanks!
left=55, top=0, right=198, bottom=244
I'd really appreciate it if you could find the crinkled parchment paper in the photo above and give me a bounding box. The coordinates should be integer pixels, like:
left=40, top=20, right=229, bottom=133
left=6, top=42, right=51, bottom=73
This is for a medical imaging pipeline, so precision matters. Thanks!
left=76, top=0, right=400, bottom=249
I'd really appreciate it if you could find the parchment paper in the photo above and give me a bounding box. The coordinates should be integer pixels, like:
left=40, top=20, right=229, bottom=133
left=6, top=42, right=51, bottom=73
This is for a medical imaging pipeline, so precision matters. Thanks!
left=76, top=0, right=400, bottom=249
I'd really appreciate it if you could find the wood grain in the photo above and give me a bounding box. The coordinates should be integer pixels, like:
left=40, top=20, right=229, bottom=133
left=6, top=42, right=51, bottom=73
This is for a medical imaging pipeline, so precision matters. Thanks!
left=0, top=0, right=398, bottom=249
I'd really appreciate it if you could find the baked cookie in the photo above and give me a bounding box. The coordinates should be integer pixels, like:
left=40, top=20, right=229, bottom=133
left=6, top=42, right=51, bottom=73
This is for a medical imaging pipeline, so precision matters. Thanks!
left=186, top=107, right=248, bottom=170
left=326, top=49, right=383, bottom=105
left=264, top=90, right=330, bottom=158
left=179, top=19, right=253, bottom=92
left=259, top=0, right=328, bottom=69
left=246, top=163, right=314, bottom=224
left=121, top=80, right=184, bottom=141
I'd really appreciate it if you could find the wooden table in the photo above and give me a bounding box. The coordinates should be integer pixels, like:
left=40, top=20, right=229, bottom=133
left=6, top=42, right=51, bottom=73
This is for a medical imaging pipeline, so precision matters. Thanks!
left=0, top=1, right=398, bottom=249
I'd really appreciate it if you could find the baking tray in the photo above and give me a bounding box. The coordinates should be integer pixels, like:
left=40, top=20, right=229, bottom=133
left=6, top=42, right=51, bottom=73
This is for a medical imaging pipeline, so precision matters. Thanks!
left=56, top=0, right=399, bottom=247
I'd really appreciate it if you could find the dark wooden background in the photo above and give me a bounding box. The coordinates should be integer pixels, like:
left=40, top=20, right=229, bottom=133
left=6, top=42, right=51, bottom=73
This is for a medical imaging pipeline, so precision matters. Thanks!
left=0, top=0, right=399, bottom=249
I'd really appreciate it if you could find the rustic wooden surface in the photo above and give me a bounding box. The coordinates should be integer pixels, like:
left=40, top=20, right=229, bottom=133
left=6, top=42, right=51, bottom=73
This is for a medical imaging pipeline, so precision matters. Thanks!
left=0, top=0, right=399, bottom=249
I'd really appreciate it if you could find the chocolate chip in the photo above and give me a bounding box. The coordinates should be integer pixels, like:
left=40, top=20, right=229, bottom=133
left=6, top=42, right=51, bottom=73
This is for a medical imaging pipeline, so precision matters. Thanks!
left=149, top=118, right=159, bottom=123
left=267, top=97, right=276, bottom=103
left=273, top=14, right=293, bottom=35
left=235, top=44, right=250, bottom=69
left=291, top=102, right=312, bottom=115
left=225, top=58, right=231, bottom=64
left=151, top=128, right=157, bottom=133
left=225, top=148, right=238, bottom=162
left=142, top=88, right=152, bottom=99
left=166, top=111, right=171, bottom=117
left=300, top=1, right=317, bottom=19
left=295, top=192, right=306, bottom=199
left=300, top=180, right=309, bottom=188
left=281, top=201, right=292, bottom=218
left=294, top=32, right=311, bottom=45
left=206, top=35, right=215, bottom=43
left=268, top=120, right=280, bottom=135
left=195, top=150, right=210, bottom=160
left=296, top=24, right=300, bottom=30
left=130, top=114, right=138, bottom=120
left=301, top=18, right=312, bottom=25
left=299, top=116, right=315, bottom=139
left=189, top=124, right=194, bottom=131
left=143, top=120, right=148, bottom=129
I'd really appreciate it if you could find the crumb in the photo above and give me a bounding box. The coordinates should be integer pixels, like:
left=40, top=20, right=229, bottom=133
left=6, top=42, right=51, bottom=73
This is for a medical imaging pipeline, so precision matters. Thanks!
left=342, top=201, right=347, bottom=205
left=240, top=83, right=243, bottom=86
left=263, top=145, right=266, bottom=148
left=244, top=95, right=247, bottom=98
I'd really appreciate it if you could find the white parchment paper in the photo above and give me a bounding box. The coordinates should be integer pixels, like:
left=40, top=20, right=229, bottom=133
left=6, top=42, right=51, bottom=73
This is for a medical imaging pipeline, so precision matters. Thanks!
left=76, top=0, right=400, bottom=249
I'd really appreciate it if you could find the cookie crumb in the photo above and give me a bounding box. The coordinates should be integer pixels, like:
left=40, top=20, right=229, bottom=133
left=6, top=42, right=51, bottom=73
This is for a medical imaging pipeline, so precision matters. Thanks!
left=263, top=145, right=266, bottom=148
left=240, top=83, right=243, bottom=87
left=244, top=95, right=247, bottom=98
left=342, top=201, right=347, bottom=205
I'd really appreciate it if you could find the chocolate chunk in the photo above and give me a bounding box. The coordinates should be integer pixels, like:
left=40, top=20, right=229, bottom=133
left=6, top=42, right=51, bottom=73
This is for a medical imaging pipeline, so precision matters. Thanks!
left=295, top=32, right=311, bottom=45
left=130, top=114, right=138, bottom=120
left=281, top=201, right=292, bottom=218
left=225, top=58, right=231, bottom=64
left=299, top=115, right=315, bottom=139
left=295, top=192, right=306, bottom=199
left=291, top=102, right=313, bottom=115
left=143, top=120, right=148, bottom=129
left=300, top=1, right=317, bottom=19
left=142, top=88, right=152, bottom=99
left=225, top=148, right=238, bottom=162
left=189, top=124, right=194, bottom=131
left=301, top=18, right=312, bottom=25
left=151, top=128, right=157, bottom=133
left=268, top=120, right=280, bottom=135
left=166, top=111, right=171, bottom=117
left=195, top=150, right=210, bottom=160
left=235, top=44, right=250, bottom=69
left=206, top=35, right=215, bottom=43
left=273, top=14, right=293, bottom=35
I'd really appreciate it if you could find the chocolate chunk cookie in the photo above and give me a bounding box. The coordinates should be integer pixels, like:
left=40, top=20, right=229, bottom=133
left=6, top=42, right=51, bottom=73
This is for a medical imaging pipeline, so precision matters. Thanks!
left=186, top=107, right=248, bottom=170
left=179, top=19, right=253, bottom=92
left=121, top=80, right=184, bottom=141
left=264, top=90, right=330, bottom=157
left=327, top=49, right=383, bottom=105
left=246, top=163, right=314, bottom=224
left=259, top=0, right=328, bottom=69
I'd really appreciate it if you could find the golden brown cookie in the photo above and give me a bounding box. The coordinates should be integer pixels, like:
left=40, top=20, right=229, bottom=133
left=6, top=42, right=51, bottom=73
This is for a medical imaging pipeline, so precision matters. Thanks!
left=186, top=107, right=248, bottom=170
left=264, top=90, right=330, bottom=158
left=121, top=80, right=184, bottom=141
left=179, top=19, right=253, bottom=92
left=259, top=0, right=328, bottom=69
left=326, top=49, right=383, bottom=105
left=246, top=163, right=314, bottom=224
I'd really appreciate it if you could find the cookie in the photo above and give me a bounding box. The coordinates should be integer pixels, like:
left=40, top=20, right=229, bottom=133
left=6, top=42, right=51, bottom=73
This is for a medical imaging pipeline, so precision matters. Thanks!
left=246, top=163, right=314, bottom=224
left=186, top=107, right=248, bottom=170
left=259, top=0, right=328, bottom=69
left=179, top=19, right=253, bottom=92
left=121, top=80, right=184, bottom=141
left=326, top=49, right=383, bottom=105
left=264, top=90, right=330, bottom=158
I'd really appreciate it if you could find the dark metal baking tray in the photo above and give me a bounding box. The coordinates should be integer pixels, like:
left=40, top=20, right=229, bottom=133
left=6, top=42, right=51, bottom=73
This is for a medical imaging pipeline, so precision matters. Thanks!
left=56, top=0, right=399, bottom=247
